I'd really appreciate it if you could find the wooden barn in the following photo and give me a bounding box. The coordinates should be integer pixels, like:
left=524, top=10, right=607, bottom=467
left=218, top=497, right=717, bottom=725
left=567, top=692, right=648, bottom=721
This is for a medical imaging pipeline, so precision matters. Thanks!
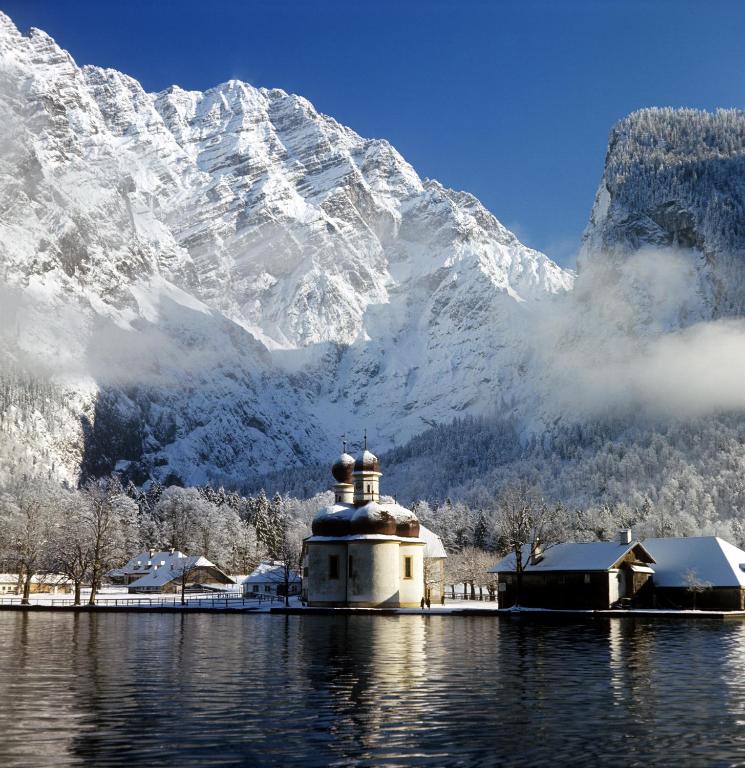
left=643, top=536, right=745, bottom=610
left=489, top=531, right=655, bottom=609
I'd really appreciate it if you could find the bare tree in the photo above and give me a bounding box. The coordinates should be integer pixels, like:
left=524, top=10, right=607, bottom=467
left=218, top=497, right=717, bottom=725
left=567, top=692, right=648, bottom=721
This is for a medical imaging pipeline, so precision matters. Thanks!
left=445, top=547, right=497, bottom=600
left=496, top=484, right=567, bottom=607
left=154, top=487, right=233, bottom=604
left=50, top=489, right=93, bottom=605
left=156, top=486, right=202, bottom=553
left=178, top=556, right=199, bottom=606
left=231, top=519, right=265, bottom=575
left=274, top=517, right=304, bottom=607
left=423, top=555, right=444, bottom=603
left=81, top=476, right=138, bottom=605
left=684, top=568, right=712, bottom=611
left=0, top=480, right=58, bottom=604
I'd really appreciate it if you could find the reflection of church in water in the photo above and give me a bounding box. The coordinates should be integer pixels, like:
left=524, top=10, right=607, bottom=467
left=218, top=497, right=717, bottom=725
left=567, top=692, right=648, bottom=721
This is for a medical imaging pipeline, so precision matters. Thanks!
left=302, top=441, right=446, bottom=608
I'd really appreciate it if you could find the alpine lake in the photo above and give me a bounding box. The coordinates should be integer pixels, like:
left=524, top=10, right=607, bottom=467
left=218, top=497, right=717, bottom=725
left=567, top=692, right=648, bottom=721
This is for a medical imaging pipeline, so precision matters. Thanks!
left=2, top=611, right=745, bottom=767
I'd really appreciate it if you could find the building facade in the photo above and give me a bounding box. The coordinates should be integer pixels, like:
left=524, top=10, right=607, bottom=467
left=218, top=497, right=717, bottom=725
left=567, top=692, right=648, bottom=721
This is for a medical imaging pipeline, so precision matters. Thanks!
left=243, top=561, right=301, bottom=597
left=490, top=532, right=656, bottom=609
left=643, top=536, right=745, bottom=610
left=0, top=573, right=73, bottom=595
left=490, top=533, right=745, bottom=611
left=109, top=550, right=234, bottom=593
left=303, top=445, right=427, bottom=608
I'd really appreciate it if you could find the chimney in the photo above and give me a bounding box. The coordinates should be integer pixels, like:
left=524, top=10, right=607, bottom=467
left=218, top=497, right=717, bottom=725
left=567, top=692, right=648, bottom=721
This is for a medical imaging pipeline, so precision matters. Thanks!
left=530, top=541, right=544, bottom=565
left=618, top=529, right=632, bottom=545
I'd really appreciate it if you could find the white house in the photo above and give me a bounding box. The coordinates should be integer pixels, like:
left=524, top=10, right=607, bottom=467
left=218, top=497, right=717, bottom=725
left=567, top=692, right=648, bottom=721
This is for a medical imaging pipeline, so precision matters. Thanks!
left=303, top=443, right=428, bottom=608
left=0, top=573, right=73, bottom=595
left=109, top=549, right=235, bottom=594
left=242, top=561, right=301, bottom=597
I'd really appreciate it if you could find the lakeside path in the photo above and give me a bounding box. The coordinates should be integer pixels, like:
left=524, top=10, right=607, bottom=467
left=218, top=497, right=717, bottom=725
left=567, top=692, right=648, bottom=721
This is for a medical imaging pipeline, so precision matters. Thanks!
left=3, top=591, right=745, bottom=620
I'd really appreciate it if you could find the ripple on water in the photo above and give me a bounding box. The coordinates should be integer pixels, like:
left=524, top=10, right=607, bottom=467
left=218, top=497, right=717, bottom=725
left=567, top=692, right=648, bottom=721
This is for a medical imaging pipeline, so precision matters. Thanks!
left=0, top=613, right=744, bottom=767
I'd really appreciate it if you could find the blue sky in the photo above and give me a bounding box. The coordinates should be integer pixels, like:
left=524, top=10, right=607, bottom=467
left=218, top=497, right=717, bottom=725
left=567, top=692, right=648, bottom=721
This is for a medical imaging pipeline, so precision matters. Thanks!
left=4, top=0, right=745, bottom=266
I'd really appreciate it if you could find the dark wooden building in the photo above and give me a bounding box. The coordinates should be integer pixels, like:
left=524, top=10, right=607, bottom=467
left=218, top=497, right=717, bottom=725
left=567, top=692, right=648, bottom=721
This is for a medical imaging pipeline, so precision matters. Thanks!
left=643, top=536, right=745, bottom=611
left=490, top=533, right=655, bottom=610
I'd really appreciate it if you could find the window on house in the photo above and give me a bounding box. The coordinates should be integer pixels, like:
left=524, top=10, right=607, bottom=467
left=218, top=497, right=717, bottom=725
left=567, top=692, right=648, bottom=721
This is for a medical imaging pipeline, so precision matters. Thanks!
left=404, top=556, right=413, bottom=579
left=367, top=484, right=371, bottom=493
left=329, top=555, right=339, bottom=580
left=265, top=585, right=272, bottom=593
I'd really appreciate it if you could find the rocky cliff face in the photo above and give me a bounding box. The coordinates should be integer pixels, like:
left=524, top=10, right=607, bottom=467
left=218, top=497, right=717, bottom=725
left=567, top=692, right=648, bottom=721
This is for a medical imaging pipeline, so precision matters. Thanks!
left=0, top=13, right=572, bottom=486
left=580, top=108, right=745, bottom=320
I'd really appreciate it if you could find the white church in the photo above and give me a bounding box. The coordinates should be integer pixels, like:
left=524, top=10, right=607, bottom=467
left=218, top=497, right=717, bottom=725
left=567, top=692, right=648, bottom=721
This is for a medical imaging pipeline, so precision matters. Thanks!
left=302, top=441, right=446, bottom=608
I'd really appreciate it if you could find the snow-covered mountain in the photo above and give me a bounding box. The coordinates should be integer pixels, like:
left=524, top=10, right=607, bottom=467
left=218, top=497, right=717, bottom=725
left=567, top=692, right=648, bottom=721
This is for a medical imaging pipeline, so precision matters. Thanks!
left=581, top=108, right=745, bottom=320
left=0, top=13, right=572, bottom=487
left=372, top=108, right=745, bottom=516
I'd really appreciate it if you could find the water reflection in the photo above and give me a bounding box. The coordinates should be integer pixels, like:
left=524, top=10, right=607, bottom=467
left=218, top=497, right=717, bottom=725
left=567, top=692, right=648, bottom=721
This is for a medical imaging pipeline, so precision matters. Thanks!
left=299, top=616, right=429, bottom=762
left=2, top=614, right=745, bottom=766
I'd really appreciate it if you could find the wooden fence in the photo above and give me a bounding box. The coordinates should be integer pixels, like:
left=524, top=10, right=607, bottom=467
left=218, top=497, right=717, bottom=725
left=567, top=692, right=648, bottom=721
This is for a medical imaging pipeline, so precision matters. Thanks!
left=0, top=591, right=284, bottom=608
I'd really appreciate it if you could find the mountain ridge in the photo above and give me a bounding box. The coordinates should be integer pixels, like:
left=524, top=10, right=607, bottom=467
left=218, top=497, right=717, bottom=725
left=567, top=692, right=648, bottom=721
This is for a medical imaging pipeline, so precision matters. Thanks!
left=0, top=12, right=571, bottom=487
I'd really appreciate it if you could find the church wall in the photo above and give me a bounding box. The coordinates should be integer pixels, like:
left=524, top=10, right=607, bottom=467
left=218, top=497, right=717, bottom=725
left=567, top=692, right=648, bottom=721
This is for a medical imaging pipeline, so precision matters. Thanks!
left=347, top=540, right=400, bottom=607
left=399, top=542, right=425, bottom=607
left=306, top=542, right=348, bottom=604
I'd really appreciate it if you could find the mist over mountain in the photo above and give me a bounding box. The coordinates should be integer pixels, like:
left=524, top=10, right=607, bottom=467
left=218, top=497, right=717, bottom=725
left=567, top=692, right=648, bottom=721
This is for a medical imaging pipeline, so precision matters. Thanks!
left=0, top=13, right=570, bottom=488
left=3, top=13, right=745, bottom=533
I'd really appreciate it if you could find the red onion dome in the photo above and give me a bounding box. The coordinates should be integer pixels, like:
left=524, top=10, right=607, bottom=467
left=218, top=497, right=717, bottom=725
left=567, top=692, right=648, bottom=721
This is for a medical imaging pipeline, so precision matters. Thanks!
left=349, top=502, right=397, bottom=536
left=353, top=449, right=380, bottom=474
left=312, top=507, right=352, bottom=536
left=331, top=452, right=355, bottom=484
left=395, top=517, right=421, bottom=538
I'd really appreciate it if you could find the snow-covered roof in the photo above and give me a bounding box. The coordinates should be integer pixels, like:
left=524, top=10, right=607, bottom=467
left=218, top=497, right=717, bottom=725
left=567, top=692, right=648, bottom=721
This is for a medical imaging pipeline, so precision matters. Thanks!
left=0, top=573, right=72, bottom=585
left=127, top=555, right=232, bottom=589
left=109, top=549, right=192, bottom=578
left=306, top=534, right=425, bottom=544
left=489, top=541, right=654, bottom=573
left=419, top=525, right=447, bottom=559
left=642, top=537, right=745, bottom=588
left=244, top=561, right=301, bottom=585
left=312, top=501, right=418, bottom=525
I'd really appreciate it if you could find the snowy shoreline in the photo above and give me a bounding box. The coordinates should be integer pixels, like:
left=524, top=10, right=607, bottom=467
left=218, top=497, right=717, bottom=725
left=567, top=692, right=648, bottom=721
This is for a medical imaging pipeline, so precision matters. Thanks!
left=2, top=599, right=744, bottom=620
